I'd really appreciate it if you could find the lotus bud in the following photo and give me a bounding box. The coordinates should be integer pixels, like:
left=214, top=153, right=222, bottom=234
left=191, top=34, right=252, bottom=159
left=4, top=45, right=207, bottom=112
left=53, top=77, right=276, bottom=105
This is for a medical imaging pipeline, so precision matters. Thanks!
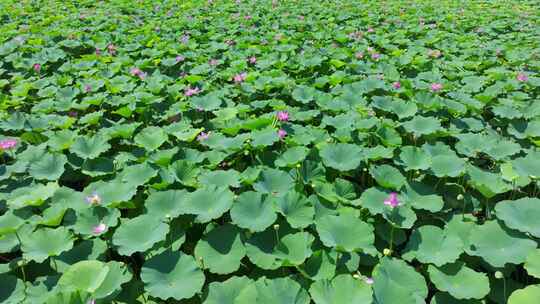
left=457, top=194, right=464, bottom=201
left=383, top=248, right=392, bottom=256
left=296, top=164, right=301, bottom=168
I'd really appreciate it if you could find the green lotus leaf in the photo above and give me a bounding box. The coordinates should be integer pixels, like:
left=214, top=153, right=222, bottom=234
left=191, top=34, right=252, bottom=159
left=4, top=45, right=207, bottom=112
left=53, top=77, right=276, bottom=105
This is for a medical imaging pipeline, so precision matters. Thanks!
left=169, top=160, right=201, bottom=187
left=245, top=224, right=310, bottom=270
left=56, top=239, right=107, bottom=272
left=313, top=178, right=356, bottom=204
left=0, top=211, right=25, bottom=235
left=398, top=146, right=431, bottom=171
left=359, top=187, right=394, bottom=215
left=93, top=261, right=132, bottom=299
left=9, top=182, right=59, bottom=209
left=274, top=146, right=309, bottom=167
left=430, top=292, right=483, bottom=304
left=525, top=249, right=540, bottom=279
left=194, top=224, right=246, bottom=274
left=190, top=93, right=223, bottom=111
left=184, top=185, right=234, bottom=222
left=81, top=157, right=114, bottom=177
left=29, top=153, right=67, bottom=180
left=203, top=276, right=257, bottom=304
left=377, top=125, right=403, bottom=147
left=134, top=126, right=168, bottom=150
left=254, top=277, right=310, bottom=304
left=309, top=274, right=373, bottom=304
left=253, top=168, right=294, bottom=196
left=116, top=163, right=158, bottom=187
left=512, top=152, right=540, bottom=179
left=292, top=85, right=317, bottom=104
left=298, top=248, right=337, bottom=281
left=250, top=127, right=280, bottom=147
left=315, top=213, right=374, bottom=253
left=245, top=227, right=282, bottom=270
left=112, top=214, right=169, bottom=255
left=141, top=250, right=205, bottom=301
left=274, top=191, right=314, bottom=229
left=431, top=155, right=466, bottom=177
left=199, top=169, right=241, bottom=188
left=70, top=134, right=111, bottom=159
left=57, top=260, right=109, bottom=293
left=83, top=180, right=138, bottom=207
left=372, top=257, right=428, bottom=304
left=495, top=197, right=540, bottom=237
left=21, top=226, right=74, bottom=263
left=0, top=274, right=25, bottom=304
left=273, top=231, right=315, bottom=265
left=382, top=205, right=417, bottom=229
left=319, top=143, right=363, bottom=171
left=468, top=220, right=536, bottom=267
left=370, top=164, right=406, bottom=189
left=69, top=206, right=120, bottom=236
left=508, top=285, right=540, bottom=304
left=145, top=190, right=189, bottom=219
left=467, top=165, right=511, bottom=198
left=230, top=191, right=277, bottom=232
left=428, top=262, right=490, bottom=299
left=402, top=116, right=441, bottom=136
left=403, top=181, right=444, bottom=212
left=403, top=225, right=463, bottom=267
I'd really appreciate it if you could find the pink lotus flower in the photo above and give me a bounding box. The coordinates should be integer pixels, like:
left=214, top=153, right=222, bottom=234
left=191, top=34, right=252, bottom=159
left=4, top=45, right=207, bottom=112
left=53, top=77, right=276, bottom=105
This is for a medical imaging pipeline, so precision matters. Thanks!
left=298, top=15, right=304, bottom=20
left=107, top=44, right=116, bottom=55
left=130, top=67, right=146, bottom=80
left=87, top=300, right=95, bottom=304
left=84, top=85, right=92, bottom=93
left=197, top=132, right=209, bottom=141
left=427, top=49, right=442, bottom=58
left=278, top=129, right=287, bottom=139
left=367, top=47, right=374, bottom=52
left=181, top=35, right=190, bottom=44
left=431, top=83, right=443, bottom=92
left=516, top=73, right=528, bottom=82
left=367, top=27, right=375, bottom=33
left=384, top=192, right=401, bottom=208
left=209, top=59, right=219, bottom=66
left=355, top=52, right=364, bottom=59
left=68, top=111, right=78, bottom=118
left=365, top=277, right=374, bottom=285
left=33, top=63, right=41, bottom=73
left=92, top=223, right=106, bottom=235
left=276, top=111, right=289, bottom=122
left=85, top=192, right=101, bottom=205
left=233, top=72, right=247, bottom=83
left=176, top=55, right=185, bottom=63
left=244, top=15, right=252, bottom=20
left=371, top=53, right=381, bottom=60
left=0, top=139, right=18, bottom=150
left=248, top=56, right=257, bottom=64
left=392, top=81, right=401, bottom=89
left=184, top=86, right=201, bottom=97
left=95, top=48, right=101, bottom=56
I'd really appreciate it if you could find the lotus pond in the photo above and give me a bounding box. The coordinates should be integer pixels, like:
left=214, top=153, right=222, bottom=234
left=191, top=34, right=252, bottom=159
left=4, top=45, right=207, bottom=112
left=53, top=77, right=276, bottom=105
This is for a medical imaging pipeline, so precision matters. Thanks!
left=0, top=0, right=539, bottom=303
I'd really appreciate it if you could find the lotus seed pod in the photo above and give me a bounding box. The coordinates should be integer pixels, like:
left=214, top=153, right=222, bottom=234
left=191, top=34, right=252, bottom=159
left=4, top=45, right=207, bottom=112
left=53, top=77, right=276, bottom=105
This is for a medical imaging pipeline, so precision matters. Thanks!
left=273, top=224, right=280, bottom=230
left=457, top=194, right=464, bottom=201
left=383, top=248, right=392, bottom=256
left=494, top=271, right=503, bottom=279
left=296, top=163, right=301, bottom=168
